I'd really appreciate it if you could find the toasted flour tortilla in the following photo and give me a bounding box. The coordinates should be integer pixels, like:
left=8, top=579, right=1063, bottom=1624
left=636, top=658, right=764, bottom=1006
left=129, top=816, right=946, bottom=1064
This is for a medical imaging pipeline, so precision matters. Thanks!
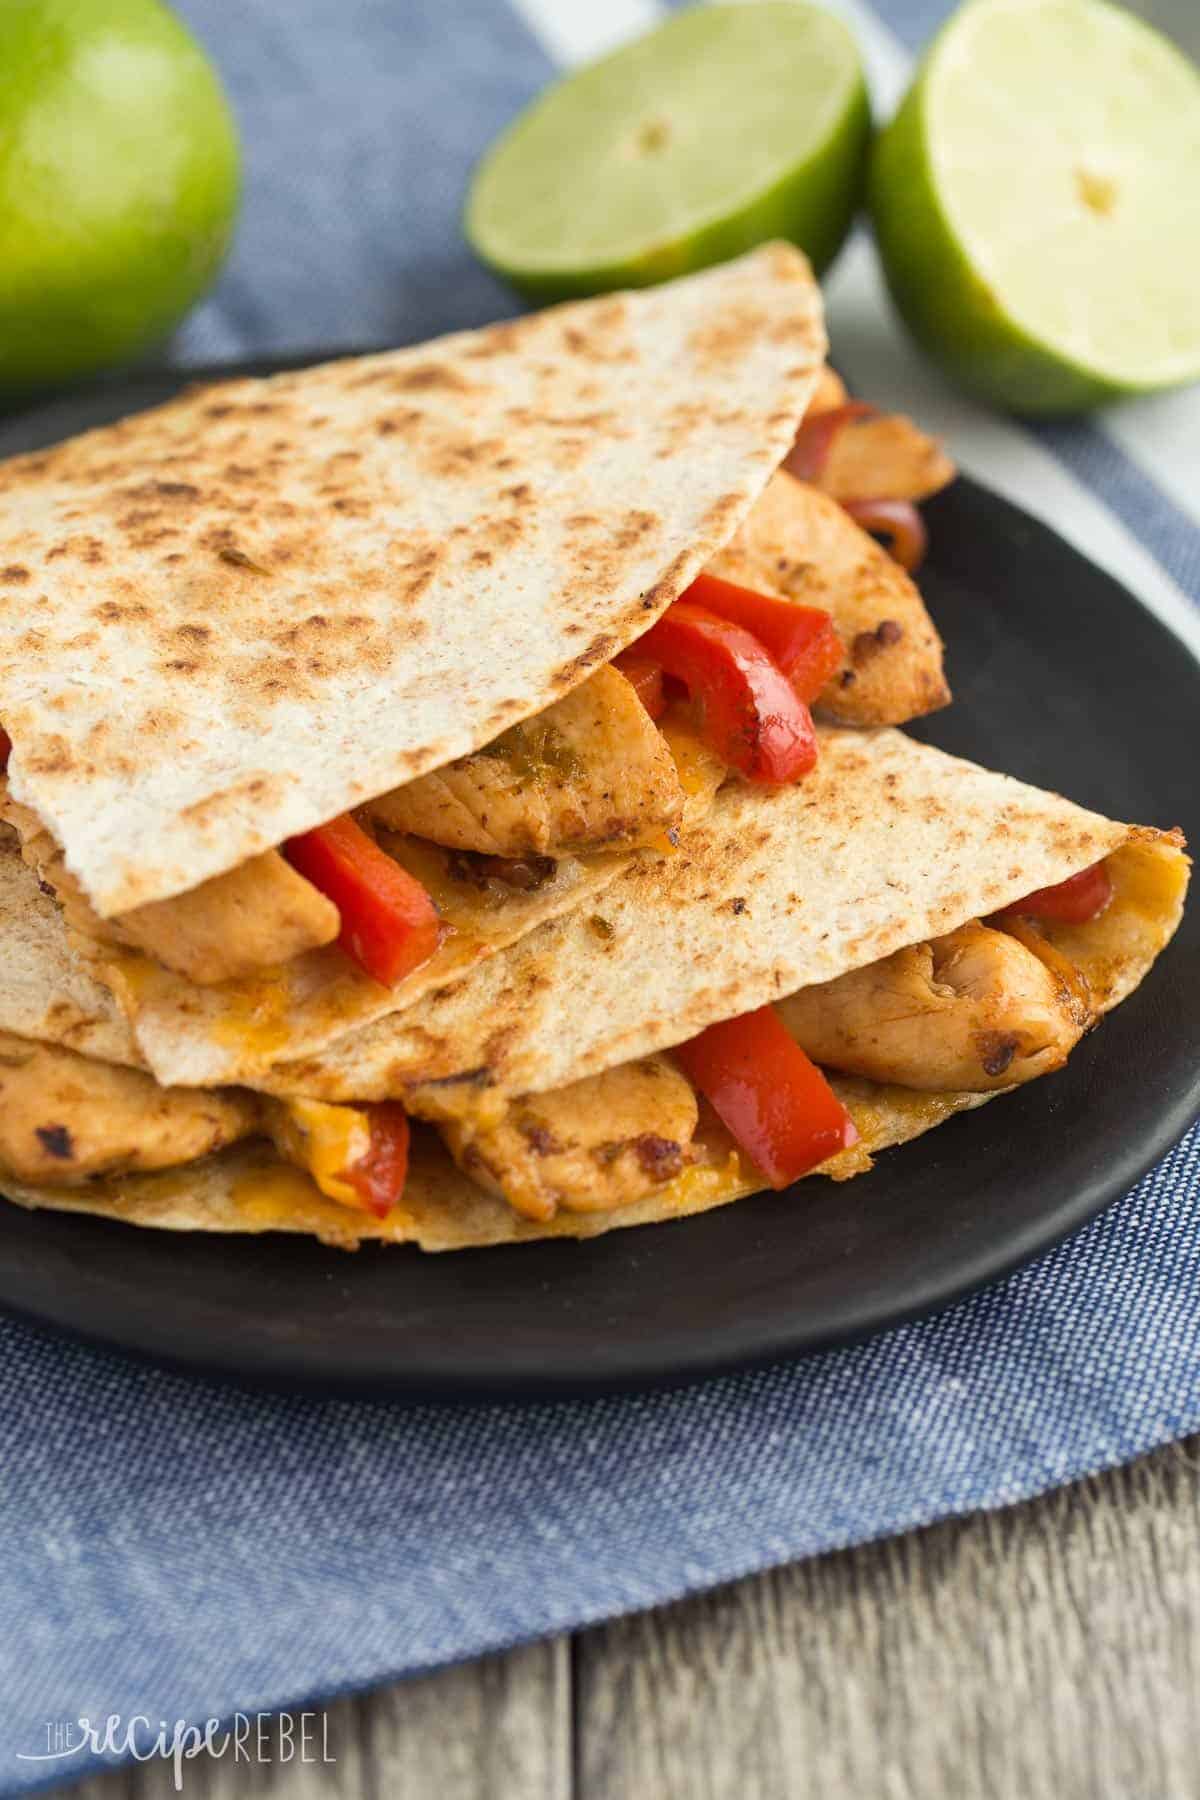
left=69, top=730, right=722, bottom=1089
left=71, top=729, right=1178, bottom=1095
left=52, top=463, right=954, bottom=1087
left=255, top=730, right=1184, bottom=1110
left=0, top=832, right=137, bottom=1066
left=1, top=1090, right=999, bottom=1251
left=0, top=734, right=1186, bottom=1249
left=0, top=244, right=823, bottom=918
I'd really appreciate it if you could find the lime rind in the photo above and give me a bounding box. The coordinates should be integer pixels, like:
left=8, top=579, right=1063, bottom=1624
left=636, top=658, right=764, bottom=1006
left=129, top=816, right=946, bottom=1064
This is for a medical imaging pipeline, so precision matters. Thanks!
left=467, top=3, right=871, bottom=301
left=869, top=0, right=1200, bottom=414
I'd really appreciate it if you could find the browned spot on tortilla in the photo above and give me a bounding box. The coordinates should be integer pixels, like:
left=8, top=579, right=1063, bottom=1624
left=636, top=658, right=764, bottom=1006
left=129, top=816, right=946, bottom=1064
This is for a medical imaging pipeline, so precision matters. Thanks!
left=634, top=1134, right=685, bottom=1179
left=24, top=736, right=75, bottom=776
left=689, top=302, right=768, bottom=369
left=553, top=632, right=616, bottom=687
left=976, top=1031, right=1020, bottom=1077
left=35, top=1124, right=75, bottom=1160
left=123, top=480, right=202, bottom=503
left=852, top=619, right=904, bottom=664
left=1, top=564, right=30, bottom=583
left=637, top=548, right=693, bottom=614
left=424, top=436, right=506, bottom=479
left=180, top=774, right=286, bottom=828
left=520, top=1120, right=563, bottom=1157
left=397, top=363, right=482, bottom=394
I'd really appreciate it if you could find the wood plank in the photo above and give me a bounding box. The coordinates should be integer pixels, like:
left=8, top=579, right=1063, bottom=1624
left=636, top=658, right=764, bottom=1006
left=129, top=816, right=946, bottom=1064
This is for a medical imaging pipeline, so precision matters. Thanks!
left=575, top=1435, right=1200, bottom=1800
left=58, top=1637, right=570, bottom=1800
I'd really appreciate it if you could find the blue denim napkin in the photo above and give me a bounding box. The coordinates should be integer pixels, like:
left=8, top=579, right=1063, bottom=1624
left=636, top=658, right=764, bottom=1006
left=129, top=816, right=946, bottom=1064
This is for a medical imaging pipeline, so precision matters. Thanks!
left=3, top=2, right=1198, bottom=1788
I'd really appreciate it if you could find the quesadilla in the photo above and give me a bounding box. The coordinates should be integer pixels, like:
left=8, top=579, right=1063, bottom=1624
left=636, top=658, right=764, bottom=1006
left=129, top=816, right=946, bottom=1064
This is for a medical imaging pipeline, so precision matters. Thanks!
left=0, top=244, right=959, bottom=1092
left=0, top=732, right=1186, bottom=1247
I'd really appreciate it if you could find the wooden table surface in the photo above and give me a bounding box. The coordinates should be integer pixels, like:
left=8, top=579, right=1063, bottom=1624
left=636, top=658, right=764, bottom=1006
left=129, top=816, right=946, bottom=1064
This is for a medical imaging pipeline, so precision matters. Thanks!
left=56, top=1431, right=1200, bottom=1800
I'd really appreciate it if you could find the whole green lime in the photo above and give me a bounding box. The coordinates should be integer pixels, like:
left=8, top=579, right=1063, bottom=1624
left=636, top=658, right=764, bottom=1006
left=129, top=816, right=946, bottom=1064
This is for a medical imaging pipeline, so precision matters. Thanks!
left=0, top=0, right=240, bottom=394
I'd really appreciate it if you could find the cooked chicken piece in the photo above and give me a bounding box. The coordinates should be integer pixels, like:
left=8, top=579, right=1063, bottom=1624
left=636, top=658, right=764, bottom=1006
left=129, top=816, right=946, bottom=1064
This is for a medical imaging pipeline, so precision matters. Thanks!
left=368, top=666, right=685, bottom=859
left=808, top=364, right=848, bottom=413
left=0, top=1032, right=260, bottom=1185
left=440, top=1055, right=698, bottom=1221
left=798, top=368, right=955, bottom=497
left=108, top=852, right=341, bottom=985
left=0, top=782, right=339, bottom=984
left=816, top=412, right=956, bottom=505
left=777, top=920, right=1094, bottom=1092
left=265, top=1097, right=373, bottom=1209
left=709, top=470, right=949, bottom=727
left=658, top=710, right=728, bottom=830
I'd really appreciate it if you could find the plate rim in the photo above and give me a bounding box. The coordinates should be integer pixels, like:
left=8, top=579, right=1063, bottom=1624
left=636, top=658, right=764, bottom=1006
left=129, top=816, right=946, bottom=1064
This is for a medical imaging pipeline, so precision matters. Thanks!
left=0, top=363, right=1197, bottom=1399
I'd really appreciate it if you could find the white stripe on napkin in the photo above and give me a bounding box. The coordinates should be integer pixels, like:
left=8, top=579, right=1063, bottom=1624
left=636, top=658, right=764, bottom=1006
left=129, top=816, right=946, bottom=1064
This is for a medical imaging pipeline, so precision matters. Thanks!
left=508, top=0, right=661, bottom=65
left=1105, top=389, right=1200, bottom=532
left=802, top=0, right=1200, bottom=658
left=511, top=0, right=1200, bottom=658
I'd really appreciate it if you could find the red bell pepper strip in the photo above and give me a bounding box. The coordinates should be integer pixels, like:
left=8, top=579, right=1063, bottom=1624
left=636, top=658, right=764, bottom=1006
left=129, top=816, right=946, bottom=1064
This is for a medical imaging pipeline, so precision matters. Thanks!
left=841, top=499, right=928, bottom=573
left=679, top=572, right=844, bottom=705
left=998, top=860, right=1114, bottom=926
left=613, top=652, right=668, bottom=721
left=674, top=1003, right=858, bottom=1188
left=0, top=727, right=10, bottom=771
left=341, top=1102, right=410, bottom=1218
left=634, top=602, right=818, bottom=784
left=785, top=401, right=876, bottom=483
left=285, top=813, right=440, bottom=986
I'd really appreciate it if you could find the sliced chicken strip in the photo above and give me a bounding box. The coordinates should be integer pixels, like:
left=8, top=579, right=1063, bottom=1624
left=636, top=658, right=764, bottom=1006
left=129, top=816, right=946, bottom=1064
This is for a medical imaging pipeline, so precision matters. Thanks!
left=368, top=665, right=685, bottom=859
left=441, top=1054, right=698, bottom=1221
left=798, top=367, right=955, bottom=501
left=817, top=412, right=956, bottom=505
left=709, top=469, right=949, bottom=727
left=807, top=364, right=848, bottom=413
left=1, top=783, right=339, bottom=984
left=777, top=920, right=1094, bottom=1092
left=265, top=1097, right=372, bottom=1209
left=108, top=853, right=340, bottom=984
left=0, top=1031, right=260, bottom=1185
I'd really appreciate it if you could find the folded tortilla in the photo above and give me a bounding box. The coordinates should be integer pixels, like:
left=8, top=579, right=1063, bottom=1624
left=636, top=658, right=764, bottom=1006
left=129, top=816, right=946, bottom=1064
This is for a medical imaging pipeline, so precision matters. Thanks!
left=253, top=729, right=1180, bottom=1107
left=0, top=243, right=955, bottom=1085
left=1, top=733, right=1186, bottom=1249
left=0, top=244, right=824, bottom=918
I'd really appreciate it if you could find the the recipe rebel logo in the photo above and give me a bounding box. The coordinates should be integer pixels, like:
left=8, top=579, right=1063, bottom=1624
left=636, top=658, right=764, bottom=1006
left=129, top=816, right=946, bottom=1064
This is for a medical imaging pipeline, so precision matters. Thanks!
left=17, top=1710, right=336, bottom=1789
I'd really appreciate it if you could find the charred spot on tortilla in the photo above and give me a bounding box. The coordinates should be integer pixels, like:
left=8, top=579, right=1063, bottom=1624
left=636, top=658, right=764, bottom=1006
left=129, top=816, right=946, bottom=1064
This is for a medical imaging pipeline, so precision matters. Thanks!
left=632, top=1134, right=686, bottom=1180
left=217, top=546, right=272, bottom=576
left=852, top=620, right=904, bottom=664
left=417, top=1066, right=494, bottom=1091
left=519, top=1119, right=562, bottom=1157
left=34, top=1124, right=74, bottom=1160
left=976, top=1032, right=1020, bottom=1078
left=445, top=850, right=557, bottom=894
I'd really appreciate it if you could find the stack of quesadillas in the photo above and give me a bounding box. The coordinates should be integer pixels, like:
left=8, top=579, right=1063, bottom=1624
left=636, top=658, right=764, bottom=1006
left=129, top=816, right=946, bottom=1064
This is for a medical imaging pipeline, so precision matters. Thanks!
left=0, top=246, right=1187, bottom=1249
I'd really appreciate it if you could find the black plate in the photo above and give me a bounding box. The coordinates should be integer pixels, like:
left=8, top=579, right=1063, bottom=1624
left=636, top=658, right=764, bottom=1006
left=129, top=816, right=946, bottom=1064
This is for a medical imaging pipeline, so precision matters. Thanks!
left=1, top=367, right=1198, bottom=1398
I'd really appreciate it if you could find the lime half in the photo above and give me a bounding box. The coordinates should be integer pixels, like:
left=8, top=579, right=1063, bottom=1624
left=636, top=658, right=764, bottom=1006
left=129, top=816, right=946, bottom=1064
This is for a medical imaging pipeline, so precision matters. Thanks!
left=869, top=0, right=1200, bottom=414
left=466, top=3, right=870, bottom=301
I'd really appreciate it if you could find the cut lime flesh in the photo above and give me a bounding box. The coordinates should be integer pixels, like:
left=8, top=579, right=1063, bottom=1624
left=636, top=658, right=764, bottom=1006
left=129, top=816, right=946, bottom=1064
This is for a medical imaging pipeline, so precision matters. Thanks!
left=870, top=0, right=1200, bottom=414
left=466, top=3, right=870, bottom=300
